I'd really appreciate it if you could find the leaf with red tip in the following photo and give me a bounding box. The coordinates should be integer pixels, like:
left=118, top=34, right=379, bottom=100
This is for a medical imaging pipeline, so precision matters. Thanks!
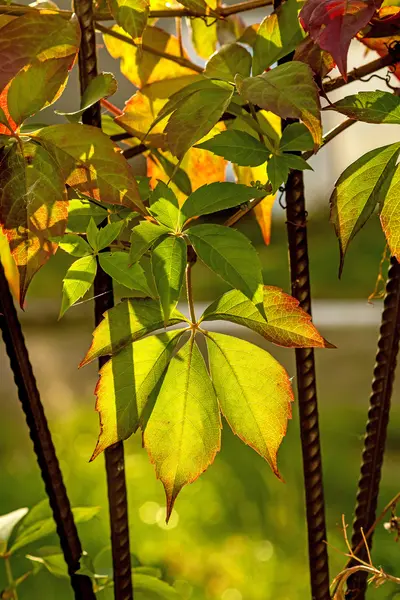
left=0, top=140, right=67, bottom=305
left=206, top=331, right=294, bottom=478
left=144, top=336, right=221, bottom=521
left=299, top=0, right=383, bottom=77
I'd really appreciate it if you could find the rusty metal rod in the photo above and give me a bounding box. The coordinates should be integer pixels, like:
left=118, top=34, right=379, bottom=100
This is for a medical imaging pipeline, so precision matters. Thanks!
left=73, top=0, right=133, bottom=598
left=0, top=263, right=95, bottom=600
left=345, top=256, right=400, bottom=600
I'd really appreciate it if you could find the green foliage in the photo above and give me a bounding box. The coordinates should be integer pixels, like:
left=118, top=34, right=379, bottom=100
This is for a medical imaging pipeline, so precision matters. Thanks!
left=151, top=235, right=186, bottom=324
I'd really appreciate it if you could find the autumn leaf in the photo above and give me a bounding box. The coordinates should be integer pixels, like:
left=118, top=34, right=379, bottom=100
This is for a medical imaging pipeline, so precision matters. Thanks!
left=330, top=142, right=400, bottom=274
left=206, top=331, right=293, bottom=478
left=91, top=329, right=186, bottom=459
left=189, top=0, right=218, bottom=59
left=144, top=335, right=221, bottom=520
left=80, top=297, right=188, bottom=366
left=35, top=124, right=145, bottom=212
left=236, top=62, right=322, bottom=148
left=0, top=140, right=68, bottom=305
left=108, top=0, right=149, bottom=40
left=201, top=286, right=334, bottom=348
left=293, top=35, right=335, bottom=79
left=299, top=0, right=383, bottom=78
left=380, top=163, right=400, bottom=261
left=0, top=229, right=20, bottom=302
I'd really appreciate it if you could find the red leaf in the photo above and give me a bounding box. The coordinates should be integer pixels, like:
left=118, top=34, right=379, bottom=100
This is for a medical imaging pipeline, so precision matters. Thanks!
left=300, top=0, right=383, bottom=77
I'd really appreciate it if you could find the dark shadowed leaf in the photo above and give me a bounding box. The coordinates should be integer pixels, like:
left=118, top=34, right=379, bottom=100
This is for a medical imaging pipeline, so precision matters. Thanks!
left=204, top=43, right=252, bottom=82
left=56, top=73, right=118, bottom=122
left=267, top=152, right=312, bottom=193
left=195, top=130, right=269, bottom=166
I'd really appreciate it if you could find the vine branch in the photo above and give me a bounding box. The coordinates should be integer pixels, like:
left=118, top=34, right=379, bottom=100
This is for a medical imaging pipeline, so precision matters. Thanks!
left=324, top=54, right=395, bottom=93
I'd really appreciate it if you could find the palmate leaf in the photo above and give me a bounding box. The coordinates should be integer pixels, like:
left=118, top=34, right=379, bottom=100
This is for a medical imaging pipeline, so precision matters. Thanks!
left=180, top=181, right=266, bottom=224
left=204, top=43, right=252, bottom=82
left=237, top=62, right=322, bottom=148
left=35, top=124, right=145, bottom=212
left=195, top=131, right=269, bottom=167
left=186, top=224, right=265, bottom=314
left=0, top=140, right=68, bottom=305
left=58, top=234, right=92, bottom=257
left=151, top=235, right=186, bottom=324
left=330, top=141, right=400, bottom=274
left=327, top=91, right=400, bottom=124
left=59, top=255, right=97, bottom=318
left=380, top=163, right=400, bottom=261
left=56, top=73, right=118, bottom=123
left=98, top=252, right=153, bottom=295
left=148, top=182, right=181, bottom=230
left=91, top=330, right=186, bottom=460
left=267, top=152, right=312, bottom=193
left=67, top=198, right=107, bottom=233
left=279, top=123, right=314, bottom=152
left=129, top=220, right=170, bottom=263
left=80, top=298, right=188, bottom=366
left=253, top=0, right=305, bottom=75
left=108, top=0, right=149, bottom=40
left=201, top=286, right=334, bottom=348
left=206, top=331, right=293, bottom=477
left=143, top=336, right=221, bottom=520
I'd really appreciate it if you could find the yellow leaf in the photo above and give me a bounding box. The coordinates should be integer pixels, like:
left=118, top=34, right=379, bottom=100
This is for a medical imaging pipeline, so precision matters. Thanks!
left=0, top=229, right=20, bottom=303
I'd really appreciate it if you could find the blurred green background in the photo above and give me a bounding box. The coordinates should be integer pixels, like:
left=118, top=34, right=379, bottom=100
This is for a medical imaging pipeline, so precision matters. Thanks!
left=1, top=209, right=399, bottom=600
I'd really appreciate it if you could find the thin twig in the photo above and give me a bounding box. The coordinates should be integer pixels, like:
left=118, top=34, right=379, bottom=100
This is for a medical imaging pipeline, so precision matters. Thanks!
left=324, top=55, right=394, bottom=93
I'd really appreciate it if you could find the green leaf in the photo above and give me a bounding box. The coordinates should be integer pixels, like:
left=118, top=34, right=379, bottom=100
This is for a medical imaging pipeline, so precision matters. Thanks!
left=380, top=163, right=400, bottom=262
left=180, top=182, right=265, bottom=224
left=56, top=73, right=118, bottom=122
left=59, top=234, right=92, bottom=257
left=35, top=124, right=145, bottom=212
left=99, top=252, right=153, bottom=295
left=59, top=255, right=97, bottom=318
left=129, top=220, right=170, bottom=264
left=206, top=331, right=293, bottom=477
left=267, top=152, right=312, bottom=193
left=164, top=80, right=234, bottom=157
left=144, top=336, right=221, bottom=520
left=91, top=330, right=186, bottom=459
left=148, top=182, right=181, bottom=230
left=86, top=218, right=99, bottom=251
left=108, top=0, right=149, bottom=40
left=237, top=62, right=322, bottom=147
left=10, top=505, right=100, bottom=555
left=67, top=199, right=107, bottom=233
left=134, top=574, right=181, bottom=600
left=327, top=91, right=400, bottom=124
left=253, top=0, right=305, bottom=75
left=177, top=0, right=210, bottom=13
left=26, top=552, right=69, bottom=579
left=279, top=123, right=314, bottom=152
left=150, top=150, right=193, bottom=197
left=204, top=43, right=252, bottom=82
left=151, top=236, right=186, bottom=324
left=186, top=224, right=264, bottom=314
left=189, top=15, right=218, bottom=60
left=330, top=142, right=400, bottom=275
left=195, top=130, right=269, bottom=167
left=0, top=508, right=29, bottom=554
left=201, top=287, right=334, bottom=348
left=80, top=298, right=188, bottom=366
left=96, top=221, right=125, bottom=251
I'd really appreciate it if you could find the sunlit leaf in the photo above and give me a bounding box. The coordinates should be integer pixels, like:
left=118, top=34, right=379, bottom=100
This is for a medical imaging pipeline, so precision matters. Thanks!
left=56, top=73, right=118, bottom=122
left=96, top=221, right=125, bottom=252
left=217, top=13, right=247, bottom=46
left=201, top=286, right=334, bottom=348
left=0, top=508, right=28, bottom=554
left=148, top=181, right=181, bottom=230
left=206, top=331, right=293, bottom=477
left=151, top=235, right=186, bottom=324
left=181, top=181, right=265, bottom=224
left=380, top=163, right=400, bottom=261
left=330, top=142, right=400, bottom=274
left=80, top=298, right=187, bottom=366
left=0, top=229, right=20, bottom=302
left=99, top=252, right=153, bottom=294
left=299, top=0, right=382, bottom=77
left=26, top=552, right=69, bottom=579
left=91, top=329, right=186, bottom=459
left=58, top=234, right=92, bottom=257
left=86, top=217, right=100, bottom=251
left=0, top=140, right=68, bottom=305
left=134, top=574, right=181, bottom=599
left=129, top=220, right=169, bottom=263
left=327, top=91, right=400, bottom=124
left=186, top=223, right=264, bottom=314
left=237, top=62, right=322, bottom=147
left=67, top=199, right=107, bottom=233
left=267, top=152, right=312, bottom=193
left=253, top=0, right=305, bottom=75
left=109, top=0, right=149, bottom=39
left=195, top=130, right=269, bottom=166
left=144, top=336, right=221, bottom=520
left=35, top=123, right=145, bottom=212
left=59, top=255, right=97, bottom=318
left=204, top=43, right=252, bottom=82
left=189, top=0, right=218, bottom=60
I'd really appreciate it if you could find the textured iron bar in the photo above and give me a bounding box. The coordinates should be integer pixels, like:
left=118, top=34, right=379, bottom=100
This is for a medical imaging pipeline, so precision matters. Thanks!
left=0, top=263, right=95, bottom=600
left=345, top=256, right=400, bottom=600
left=285, top=170, right=331, bottom=600
left=73, top=1, right=133, bottom=598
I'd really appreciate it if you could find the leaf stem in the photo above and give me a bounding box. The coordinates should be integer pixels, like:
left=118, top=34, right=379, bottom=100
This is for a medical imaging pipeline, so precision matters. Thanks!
left=95, top=23, right=203, bottom=74
left=186, top=246, right=197, bottom=324
left=5, top=557, right=18, bottom=600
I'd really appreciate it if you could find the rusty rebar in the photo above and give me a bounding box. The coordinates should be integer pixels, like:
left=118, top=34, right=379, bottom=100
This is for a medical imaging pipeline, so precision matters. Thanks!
left=0, top=263, right=95, bottom=600
left=345, top=256, right=400, bottom=600
left=73, top=0, right=133, bottom=598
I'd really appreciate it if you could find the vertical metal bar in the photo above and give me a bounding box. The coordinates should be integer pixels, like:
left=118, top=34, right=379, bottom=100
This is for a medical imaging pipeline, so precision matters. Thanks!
left=72, top=2, right=133, bottom=598
left=345, top=256, right=400, bottom=600
left=285, top=170, right=331, bottom=600
left=0, top=263, right=95, bottom=600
